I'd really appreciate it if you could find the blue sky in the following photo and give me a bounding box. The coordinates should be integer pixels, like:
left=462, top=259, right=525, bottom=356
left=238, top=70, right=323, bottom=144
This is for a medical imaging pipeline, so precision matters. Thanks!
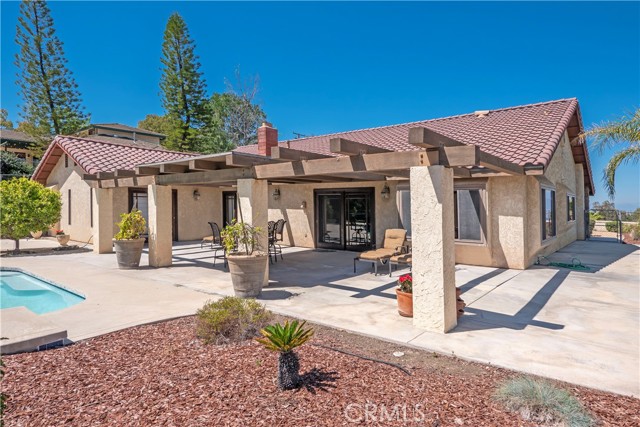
left=1, top=1, right=639, bottom=209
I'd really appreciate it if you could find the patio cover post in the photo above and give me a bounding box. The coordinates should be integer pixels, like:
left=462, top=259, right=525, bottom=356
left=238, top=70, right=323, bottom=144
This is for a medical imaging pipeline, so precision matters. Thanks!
left=410, top=165, right=457, bottom=332
left=237, top=178, right=269, bottom=286
left=93, top=188, right=114, bottom=254
left=148, top=184, right=173, bottom=267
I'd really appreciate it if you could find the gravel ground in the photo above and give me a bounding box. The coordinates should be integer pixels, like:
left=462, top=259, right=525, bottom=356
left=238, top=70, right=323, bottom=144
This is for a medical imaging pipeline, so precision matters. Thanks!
left=2, top=316, right=639, bottom=426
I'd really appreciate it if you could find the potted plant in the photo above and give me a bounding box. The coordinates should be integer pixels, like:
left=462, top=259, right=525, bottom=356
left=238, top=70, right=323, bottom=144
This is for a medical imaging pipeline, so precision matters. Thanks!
left=221, top=220, right=268, bottom=298
left=55, top=229, right=70, bottom=246
left=113, top=209, right=146, bottom=269
left=30, top=230, right=43, bottom=239
left=396, top=273, right=413, bottom=317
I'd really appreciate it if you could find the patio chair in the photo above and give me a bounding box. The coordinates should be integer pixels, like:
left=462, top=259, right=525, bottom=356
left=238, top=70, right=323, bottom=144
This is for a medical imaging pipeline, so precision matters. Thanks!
left=267, top=221, right=277, bottom=264
left=269, top=219, right=286, bottom=262
left=354, top=229, right=407, bottom=275
left=201, top=222, right=225, bottom=266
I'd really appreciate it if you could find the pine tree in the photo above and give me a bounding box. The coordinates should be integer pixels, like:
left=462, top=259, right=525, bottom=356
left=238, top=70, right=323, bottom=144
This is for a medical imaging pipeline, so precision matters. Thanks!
left=160, top=13, right=208, bottom=152
left=14, top=0, right=88, bottom=142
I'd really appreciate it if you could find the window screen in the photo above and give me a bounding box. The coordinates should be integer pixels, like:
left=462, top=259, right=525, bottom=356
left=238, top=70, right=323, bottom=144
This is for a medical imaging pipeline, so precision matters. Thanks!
left=454, top=189, right=483, bottom=242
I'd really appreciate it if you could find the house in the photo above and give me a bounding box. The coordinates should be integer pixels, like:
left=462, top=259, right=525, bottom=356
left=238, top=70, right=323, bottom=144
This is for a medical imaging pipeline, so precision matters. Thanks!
left=75, top=123, right=166, bottom=148
left=0, top=129, right=40, bottom=166
left=31, top=98, right=594, bottom=333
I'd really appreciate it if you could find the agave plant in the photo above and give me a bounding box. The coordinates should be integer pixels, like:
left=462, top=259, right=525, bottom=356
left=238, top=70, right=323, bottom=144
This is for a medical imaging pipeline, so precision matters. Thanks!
left=256, top=320, right=314, bottom=390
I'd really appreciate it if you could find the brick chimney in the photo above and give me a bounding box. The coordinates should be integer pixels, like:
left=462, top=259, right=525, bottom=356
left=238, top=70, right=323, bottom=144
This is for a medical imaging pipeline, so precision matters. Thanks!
left=257, top=122, right=278, bottom=157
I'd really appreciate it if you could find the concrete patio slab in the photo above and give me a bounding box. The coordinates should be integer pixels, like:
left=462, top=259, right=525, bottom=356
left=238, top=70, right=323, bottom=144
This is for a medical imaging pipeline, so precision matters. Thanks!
left=0, top=239, right=637, bottom=397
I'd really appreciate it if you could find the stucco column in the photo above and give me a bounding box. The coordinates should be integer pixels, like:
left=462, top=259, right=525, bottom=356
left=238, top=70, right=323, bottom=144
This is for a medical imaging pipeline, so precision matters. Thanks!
left=148, top=184, right=173, bottom=267
left=93, top=188, right=114, bottom=254
left=237, top=178, right=269, bottom=285
left=575, top=164, right=586, bottom=240
left=410, top=166, right=457, bottom=332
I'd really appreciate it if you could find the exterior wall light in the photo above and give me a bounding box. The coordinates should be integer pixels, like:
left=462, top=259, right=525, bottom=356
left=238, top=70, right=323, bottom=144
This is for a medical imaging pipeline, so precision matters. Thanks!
left=272, top=188, right=281, bottom=200
left=193, top=189, right=201, bottom=201
left=300, top=201, right=307, bottom=209
left=381, top=184, right=391, bottom=199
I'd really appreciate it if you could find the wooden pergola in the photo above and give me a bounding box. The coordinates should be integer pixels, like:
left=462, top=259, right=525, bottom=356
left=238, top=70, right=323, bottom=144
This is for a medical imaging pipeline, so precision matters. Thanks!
left=84, top=127, right=536, bottom=189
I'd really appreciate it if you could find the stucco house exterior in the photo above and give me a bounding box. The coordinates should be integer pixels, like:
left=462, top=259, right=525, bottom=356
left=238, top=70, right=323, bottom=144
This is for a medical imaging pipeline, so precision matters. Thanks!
left=0, top=129, right=41, bottom=166
left=31, top=98, right=594, bottom=333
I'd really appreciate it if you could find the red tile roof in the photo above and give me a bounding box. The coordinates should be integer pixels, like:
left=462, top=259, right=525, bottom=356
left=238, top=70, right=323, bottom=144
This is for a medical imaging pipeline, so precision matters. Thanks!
left=32, top=136, right=194, bottom=183
left=236, top=98, right=593, bottom=193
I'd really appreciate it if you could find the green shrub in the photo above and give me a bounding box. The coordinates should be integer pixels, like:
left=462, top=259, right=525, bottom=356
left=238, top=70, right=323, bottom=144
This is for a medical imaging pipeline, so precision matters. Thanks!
left=494, top=377, right=595, bottom=427
left=588, top=220, right=596, bottom=235
left=605, top=222, right=634, bottom=233
left=196, top=297, right=273, bottom=345
left=629, top=224, right=640, bottom=241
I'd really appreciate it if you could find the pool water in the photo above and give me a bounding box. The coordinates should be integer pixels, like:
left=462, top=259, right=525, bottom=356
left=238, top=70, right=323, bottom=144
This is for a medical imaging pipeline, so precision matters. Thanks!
left=0, top=270, right=84, bottom=314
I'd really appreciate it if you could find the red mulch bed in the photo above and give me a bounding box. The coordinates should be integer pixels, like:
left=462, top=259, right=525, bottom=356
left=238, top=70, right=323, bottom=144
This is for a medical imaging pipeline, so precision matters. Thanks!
left=2, top=317, right=639, bottom=426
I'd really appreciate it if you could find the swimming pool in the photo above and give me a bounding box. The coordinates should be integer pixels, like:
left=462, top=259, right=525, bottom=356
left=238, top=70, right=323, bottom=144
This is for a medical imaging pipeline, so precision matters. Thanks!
left=0, top=269, right=85, bottom=314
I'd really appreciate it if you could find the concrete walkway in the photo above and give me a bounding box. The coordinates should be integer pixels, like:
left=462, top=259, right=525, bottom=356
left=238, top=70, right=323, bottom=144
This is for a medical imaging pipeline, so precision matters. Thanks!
left=1, top=239, right=638, bottom=396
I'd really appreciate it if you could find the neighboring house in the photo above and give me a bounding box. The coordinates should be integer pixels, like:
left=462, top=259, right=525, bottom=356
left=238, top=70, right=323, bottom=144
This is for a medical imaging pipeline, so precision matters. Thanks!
left=31, top=98, right=594, bottom=271
left=0, top=129, right=41, bottom=166
left=75, top=123, right=166, bottom=148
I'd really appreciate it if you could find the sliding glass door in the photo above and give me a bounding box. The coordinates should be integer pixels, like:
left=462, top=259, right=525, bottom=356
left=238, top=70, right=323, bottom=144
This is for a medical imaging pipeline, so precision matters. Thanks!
left=315, top=188, right=375, bottom=251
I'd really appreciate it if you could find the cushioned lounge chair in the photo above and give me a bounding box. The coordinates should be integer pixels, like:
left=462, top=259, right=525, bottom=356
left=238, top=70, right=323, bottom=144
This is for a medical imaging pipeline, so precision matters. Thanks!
left=388, top=253, right=412, bottom=276
left=354, top=229, right=407, bottom=275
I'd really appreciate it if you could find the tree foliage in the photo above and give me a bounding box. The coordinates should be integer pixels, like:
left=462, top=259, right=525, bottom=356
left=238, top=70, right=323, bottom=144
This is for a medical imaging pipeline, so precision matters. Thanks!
left=0, top=109, right=14, bottom=129
left=585, top=108, right=640, bottom=199
left=0, top=177, right=61, bottom=252
left=160, top=13, right=208, bottom=152
left=0, top=151, right=35, bottom=179
left=137, top=114, right=177, bottom=140
left=15, top=0, right=88, bottom=144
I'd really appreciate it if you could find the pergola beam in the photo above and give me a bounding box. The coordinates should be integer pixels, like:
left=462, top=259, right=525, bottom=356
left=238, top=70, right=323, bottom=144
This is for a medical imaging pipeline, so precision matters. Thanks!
left=188, top=159, right=220, bottom=171
left=409, top=127, right=523, bottom=175
left=330, top=138, right=391, bottom=155
left=114, top=169, right=136, bottom=177
left=271, top=146, right=332, bottom=161
left=156, top=167, right=254, bottom=185
left=254, top=150, right=436, bottom=180
left=226, top=152, right=284, bottom=167
left=160, top=164, right=189, bottom=174
left=135, top=166, right=161, bottom=176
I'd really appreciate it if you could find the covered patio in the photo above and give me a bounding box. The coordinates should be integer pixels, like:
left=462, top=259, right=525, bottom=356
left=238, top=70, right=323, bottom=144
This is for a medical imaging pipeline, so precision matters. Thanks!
left=86, top=126, right=559, bottom=333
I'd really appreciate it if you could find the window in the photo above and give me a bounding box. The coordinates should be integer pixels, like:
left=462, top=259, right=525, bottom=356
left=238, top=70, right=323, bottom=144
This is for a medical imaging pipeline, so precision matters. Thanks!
left=454, top=187, right=486, bottom=243
left=64, top=154, right=69, bottom=168
left=567, top=194, right=576, bottom=222
left=396, top=184, right=411, bottom=237
left=541, top=188, right=556, bottom=240
left=68, top=189, right=72, bottom=225
left=128, top=189, right=149, bottom=229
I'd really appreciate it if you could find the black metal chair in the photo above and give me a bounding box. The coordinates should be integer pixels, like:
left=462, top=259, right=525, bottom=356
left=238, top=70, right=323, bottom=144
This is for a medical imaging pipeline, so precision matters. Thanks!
left=270, top=219, right=286, bottom=262
left=204, top=222, right=226, bottom=267
left=267, top=221, right=278, bottom=263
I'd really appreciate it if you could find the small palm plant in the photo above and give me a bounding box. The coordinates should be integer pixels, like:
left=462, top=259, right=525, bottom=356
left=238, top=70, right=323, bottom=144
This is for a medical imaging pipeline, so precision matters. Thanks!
left=256, top=320, right=314, bottom=390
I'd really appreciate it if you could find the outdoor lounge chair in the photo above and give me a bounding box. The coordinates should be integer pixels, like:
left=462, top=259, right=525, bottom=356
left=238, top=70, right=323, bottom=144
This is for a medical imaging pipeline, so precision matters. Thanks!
left=388, top=253, right=412, bottom=276
left=354, top=229, right=407, bottom=275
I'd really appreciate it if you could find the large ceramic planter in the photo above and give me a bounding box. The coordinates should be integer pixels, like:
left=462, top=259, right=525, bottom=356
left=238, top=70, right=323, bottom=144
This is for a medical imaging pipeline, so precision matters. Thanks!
left=56, top=234, right=71, bottom=246
left=113, top=238, right=145, bottom=269
left=395, top=289, right=413, bottom=317
left=227, top=254, right=268, bottom=298
left=30, top=231, right=43, bottom=239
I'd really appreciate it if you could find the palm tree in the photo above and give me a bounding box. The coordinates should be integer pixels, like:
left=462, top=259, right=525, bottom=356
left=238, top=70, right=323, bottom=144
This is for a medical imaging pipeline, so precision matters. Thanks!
left=584, top=109, right=640, bottom=198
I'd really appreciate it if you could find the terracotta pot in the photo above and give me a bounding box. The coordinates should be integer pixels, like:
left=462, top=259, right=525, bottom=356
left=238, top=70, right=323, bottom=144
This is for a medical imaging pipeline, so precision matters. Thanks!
left=56, top=234, right=70, bottom=246
left=30, top=231, right=43, bottom=239
left=227, top=254, right=268, bottom=298
left=113, top=238, right=145, bottom=269
left=395, top=289, right=413, bottom=317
